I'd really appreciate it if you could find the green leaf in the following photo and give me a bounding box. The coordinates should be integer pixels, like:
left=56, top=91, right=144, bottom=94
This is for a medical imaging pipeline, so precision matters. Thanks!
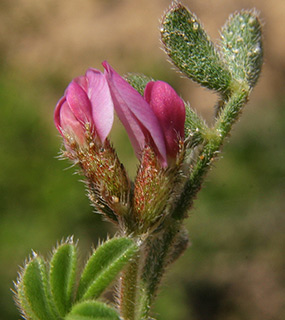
left=125, top=73, right=153, bottom=96
left=16, top=254, right=58, bottom=320
left=77, top=237, right=138, bottom=301
left=49, top=238, right=77, bottom=316
left=161, top=3, right=232, bottom=94
left=65, top=300, right=120, bottom=320
left=220, top=10, right=263, bottom=88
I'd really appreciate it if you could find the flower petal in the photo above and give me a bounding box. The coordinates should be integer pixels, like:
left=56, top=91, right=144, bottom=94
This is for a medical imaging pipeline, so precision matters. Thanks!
left=103, top=61, right=167, bottom=166
left=58, top=100, right=86, bottom=144
left=85, top=68, right=114, bottom=143
left=65, top=80, right=93, bottom=127
left=144, top=81, right=185, bottom=158
left=74, top=75, right=88, bottom=92
left=54, top=96, right=66, bottom=136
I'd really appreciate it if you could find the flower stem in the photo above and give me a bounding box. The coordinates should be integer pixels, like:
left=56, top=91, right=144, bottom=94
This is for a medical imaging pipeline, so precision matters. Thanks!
left=172, top=86, right=249, bottom=220
left=119, top=250, right=141, bottom=320
left=137, top=221, right=183, bottom=319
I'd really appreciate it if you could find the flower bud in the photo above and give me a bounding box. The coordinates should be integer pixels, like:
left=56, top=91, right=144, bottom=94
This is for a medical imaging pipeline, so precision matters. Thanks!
left=144, top=80, right=185, bottom=161
left=103, top=61, right=185, bottom=168
left=102, top=62, right=186, bottom=232
left=54, top=67, right=130, bottom=223
left=103, top=61, right=168, bottom=167
left=54, top=68, right=114, bottom=149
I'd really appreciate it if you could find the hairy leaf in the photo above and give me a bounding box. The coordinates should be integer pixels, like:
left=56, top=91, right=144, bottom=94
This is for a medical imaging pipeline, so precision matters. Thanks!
left=161, top=3, right=232, bottom=94
left=77, top=237, right=138, bottom=301
left=16, top=255, right=58, bottom=320
left=50, top=239, right=77, bottom=316
left=220, top=10, right=263, bottom=88
left=65, top=300, right=120, bottom=320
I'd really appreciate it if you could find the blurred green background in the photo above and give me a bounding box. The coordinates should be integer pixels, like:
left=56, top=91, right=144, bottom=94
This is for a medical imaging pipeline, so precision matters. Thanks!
left=0, top=0, right=284, bottom=319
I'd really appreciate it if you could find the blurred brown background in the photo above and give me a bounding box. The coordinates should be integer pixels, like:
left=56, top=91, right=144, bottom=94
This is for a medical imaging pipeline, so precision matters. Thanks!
left=0, top=0, right=284, bottom=319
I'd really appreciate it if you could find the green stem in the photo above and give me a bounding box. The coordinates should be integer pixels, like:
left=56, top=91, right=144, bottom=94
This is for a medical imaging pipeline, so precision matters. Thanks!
left=119, top=250, right=141, bottom=320
left=138, top=221, right=182, bottom=319
left=215, top=85, right=249, bottom=136
left=172, top=87, right=249, bottom=220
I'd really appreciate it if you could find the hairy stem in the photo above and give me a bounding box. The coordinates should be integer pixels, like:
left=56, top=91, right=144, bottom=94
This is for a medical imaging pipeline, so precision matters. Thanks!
left=138, top=220, right=183, bottom=319
left=119, top=250, right=141, bottom=320
left=172, top=86, right=249, bottom=220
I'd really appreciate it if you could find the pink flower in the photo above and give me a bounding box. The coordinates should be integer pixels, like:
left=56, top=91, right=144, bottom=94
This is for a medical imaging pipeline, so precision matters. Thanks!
left=55, top=61, right=185, bottom=168
left=103, top=61, right=185, bottom=167
left=144, top=81, right=185, bottom=159
left=54, top=68, right=114, bottom=146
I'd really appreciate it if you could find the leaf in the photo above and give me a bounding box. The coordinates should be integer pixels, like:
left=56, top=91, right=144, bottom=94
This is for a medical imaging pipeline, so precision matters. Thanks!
left=65, top=300, right=120, bottom=320
left=220, top=10, right=263, bottom=88
left=77, top=237, right=138, bottom=301
left=161, top=3, right=232, bottom=94
left=49, top=238, right=77, bottom=316
left=16, top=254, right=58, bottom=320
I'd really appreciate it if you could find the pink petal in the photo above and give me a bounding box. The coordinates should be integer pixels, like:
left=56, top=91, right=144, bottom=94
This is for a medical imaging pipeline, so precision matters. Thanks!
left=74, top=75, right=88, bottom=91
left=65, top=80, right=93, bottom=127
left=144, top=81, right=185, bottom=158
left=54, top=96, right=66, bottom=136
left=58, top=100, right=86, bottom=144
left=85, top=68, right=114, bottom=143
left=103, top=61, right=167, bottom=166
